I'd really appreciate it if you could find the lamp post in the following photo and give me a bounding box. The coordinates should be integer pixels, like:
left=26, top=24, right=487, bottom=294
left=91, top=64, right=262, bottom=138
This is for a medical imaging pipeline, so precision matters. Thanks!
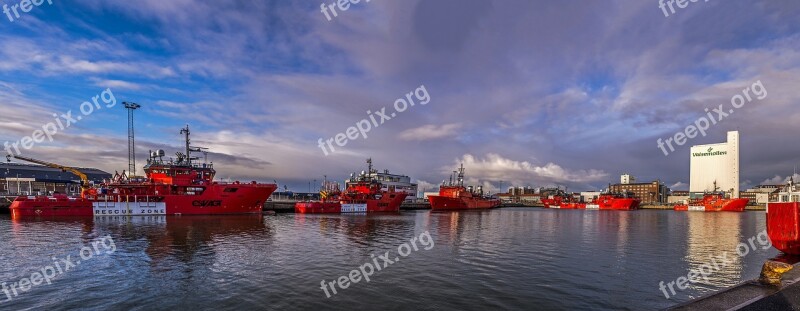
left=273, top=180, right=279, bottom=201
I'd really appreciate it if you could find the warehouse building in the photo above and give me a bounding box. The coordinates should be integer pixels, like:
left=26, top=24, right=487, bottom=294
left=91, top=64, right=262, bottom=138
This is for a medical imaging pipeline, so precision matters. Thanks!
left=0, top=163, right=110, bottom=196
left=609, top=174, right=669, bottom=203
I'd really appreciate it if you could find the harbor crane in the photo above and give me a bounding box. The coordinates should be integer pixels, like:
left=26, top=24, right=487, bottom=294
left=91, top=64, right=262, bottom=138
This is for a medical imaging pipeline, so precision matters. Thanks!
left=6, top=154, right=91, bottom=194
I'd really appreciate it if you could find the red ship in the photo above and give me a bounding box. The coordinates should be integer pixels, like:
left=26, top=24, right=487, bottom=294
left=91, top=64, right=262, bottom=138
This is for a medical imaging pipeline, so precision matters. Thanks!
left=8, top=125, right=277, bottom=218
left=673, top=194, right=748, bottom=212
left=767, top=178, right=800, bottom=254
left=586, top=193, right=641, bottom=210
left=428, top=164, right=500, bottom=211
left=674, top=181, right=750, bottom=212
left=673, top=183, right=748, bottom=212
left=541, top=189, right=585, bottom=209
left=295, top=159, right=408, bottom=214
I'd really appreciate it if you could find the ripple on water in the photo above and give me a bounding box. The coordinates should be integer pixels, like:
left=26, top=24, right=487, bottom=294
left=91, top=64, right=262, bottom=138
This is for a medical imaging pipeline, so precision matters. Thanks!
left=0, top=210, right=780, bottom=310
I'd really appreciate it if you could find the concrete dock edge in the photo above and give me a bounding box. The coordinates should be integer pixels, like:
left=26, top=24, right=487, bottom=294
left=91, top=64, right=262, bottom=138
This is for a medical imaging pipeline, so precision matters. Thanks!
left=667, top=263, right=800, bottom=311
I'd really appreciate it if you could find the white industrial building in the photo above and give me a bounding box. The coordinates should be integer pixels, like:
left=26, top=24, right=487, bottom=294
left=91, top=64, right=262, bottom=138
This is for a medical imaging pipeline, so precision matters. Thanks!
left=620, top=174, right=635, bottom=184
left=689, top=131, right=740, bottom=198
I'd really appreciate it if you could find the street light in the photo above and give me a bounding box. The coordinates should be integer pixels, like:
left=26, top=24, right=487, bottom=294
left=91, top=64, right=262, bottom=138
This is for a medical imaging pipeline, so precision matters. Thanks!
left=273, top=180, right=279, bottom=201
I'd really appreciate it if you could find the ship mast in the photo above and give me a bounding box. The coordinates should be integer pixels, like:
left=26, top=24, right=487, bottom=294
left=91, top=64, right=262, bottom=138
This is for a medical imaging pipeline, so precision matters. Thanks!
left=366, top=158, right=373, bottom=182
left=457, top=163, right=465, bottom=186
left=181, top=125, right=191, bottom=164
left=179, top=125, right=208, bottom=166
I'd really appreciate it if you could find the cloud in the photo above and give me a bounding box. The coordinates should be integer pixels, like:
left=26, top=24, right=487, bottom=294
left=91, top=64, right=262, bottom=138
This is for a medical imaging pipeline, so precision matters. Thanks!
left=445, top=154, right=608, bottom=188
left=398, top=123, right=462, bottom=141
left=762, top=174, right=800, bottom=185
left=1, top=0, right=799, bottom=191
left=92, top=79, right=145, bottom=91
left=670, top=182, right=688, bottom=191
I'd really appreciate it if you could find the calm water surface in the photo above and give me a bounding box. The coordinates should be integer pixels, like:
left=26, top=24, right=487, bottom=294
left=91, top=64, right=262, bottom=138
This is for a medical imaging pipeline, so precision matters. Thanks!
left=0, top=208, right=777, bottom=310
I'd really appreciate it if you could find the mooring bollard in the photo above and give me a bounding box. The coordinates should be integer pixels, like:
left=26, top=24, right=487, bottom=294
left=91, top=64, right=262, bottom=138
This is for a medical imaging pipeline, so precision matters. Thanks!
left=759, top=260, right=794, bottom=286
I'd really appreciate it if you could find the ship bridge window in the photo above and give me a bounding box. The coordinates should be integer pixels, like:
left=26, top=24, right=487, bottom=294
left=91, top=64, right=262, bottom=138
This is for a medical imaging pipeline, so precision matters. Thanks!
left=224, top=188, right=238, bottom=193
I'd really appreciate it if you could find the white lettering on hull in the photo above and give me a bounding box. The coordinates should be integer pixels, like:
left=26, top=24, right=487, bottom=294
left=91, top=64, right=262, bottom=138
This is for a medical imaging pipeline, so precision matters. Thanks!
left=93, top=202, right=167, bottom=215
left=341, top=204, right=367, bottom=213
left=586, top=204, right=600, bottom=209
left=688, top=205, right=706, bottom=211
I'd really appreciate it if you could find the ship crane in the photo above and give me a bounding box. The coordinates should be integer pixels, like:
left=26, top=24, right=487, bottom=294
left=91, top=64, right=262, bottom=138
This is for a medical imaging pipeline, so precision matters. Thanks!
left=6, top=154, right=91, bottom=195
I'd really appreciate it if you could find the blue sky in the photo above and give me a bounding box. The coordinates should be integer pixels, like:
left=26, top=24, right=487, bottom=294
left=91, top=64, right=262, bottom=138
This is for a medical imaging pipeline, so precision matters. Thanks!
left=1, top=0, right=799, bottom=192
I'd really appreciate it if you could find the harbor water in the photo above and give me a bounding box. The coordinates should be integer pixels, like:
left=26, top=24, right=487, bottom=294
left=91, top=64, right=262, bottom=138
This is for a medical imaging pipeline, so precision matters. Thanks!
left=0, top=208, right=777, bottom=310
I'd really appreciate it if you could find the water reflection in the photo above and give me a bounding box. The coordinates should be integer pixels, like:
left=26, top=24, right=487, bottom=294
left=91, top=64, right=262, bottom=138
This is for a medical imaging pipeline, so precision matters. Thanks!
left=292, top=213, right=410, bottom=245
left=11, top=214, right=271, bottom=267
left=685, top=213, right=744, bottom=287
left=0, top=209, right=779, bottom=310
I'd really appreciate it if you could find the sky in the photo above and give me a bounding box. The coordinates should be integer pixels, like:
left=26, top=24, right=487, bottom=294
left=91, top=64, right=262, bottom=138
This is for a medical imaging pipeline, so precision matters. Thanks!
left=0, top=0, right=799, bottom=193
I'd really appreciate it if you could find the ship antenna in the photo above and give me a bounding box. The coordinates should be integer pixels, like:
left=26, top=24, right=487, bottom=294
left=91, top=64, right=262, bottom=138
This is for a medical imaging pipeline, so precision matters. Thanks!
left=180, top=125, right=191, bottom=165
left=458, top=163, right=465, bottom=186
left=366, top=158, right=373, bottom=180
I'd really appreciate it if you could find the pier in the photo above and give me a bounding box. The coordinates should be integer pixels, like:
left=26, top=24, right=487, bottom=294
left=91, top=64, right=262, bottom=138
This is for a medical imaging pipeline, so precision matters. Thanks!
left=668, top=259, right=800, bottom=310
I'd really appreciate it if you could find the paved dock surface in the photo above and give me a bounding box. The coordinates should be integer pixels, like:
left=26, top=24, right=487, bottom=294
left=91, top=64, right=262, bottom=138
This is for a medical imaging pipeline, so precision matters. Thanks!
left=669, top=261, right=800, bottom=311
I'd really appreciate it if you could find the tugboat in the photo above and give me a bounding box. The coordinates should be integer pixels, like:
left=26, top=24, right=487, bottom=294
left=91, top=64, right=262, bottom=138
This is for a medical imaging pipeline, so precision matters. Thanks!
left=767, top=177, right=800, bottom=255
left=586, top=192, right=641, bottom=210
left=673, top=182, right=748, bottom=212
left=295, top=159, right=408, bottom=214
left=428, top=164, right=500, bottom=211
left=8, top=125, right=277, bottom=218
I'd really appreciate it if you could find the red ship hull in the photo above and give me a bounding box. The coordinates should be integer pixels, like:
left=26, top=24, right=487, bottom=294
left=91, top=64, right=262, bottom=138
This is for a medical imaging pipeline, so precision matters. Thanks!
left=587, top=198, right=641, bottom=210
left=428, top=195, right=500, bottom=211
left=295, top=193, right=407, bottom=214
left=767, top=202, right=800, bottom=255
left=673, top=198, right=748, bottom=212
left=10, top=183, right=276, bottom=218
left=541, top=198, right=560, bottom=209
left=553, top=202, right=586, bottom=209
left=541, top=195, right=585, bottom=209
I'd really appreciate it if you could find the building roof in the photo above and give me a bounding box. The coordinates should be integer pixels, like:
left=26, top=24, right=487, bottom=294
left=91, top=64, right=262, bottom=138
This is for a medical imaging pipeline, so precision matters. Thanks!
left=612, top=181, right=661, bottom=186
left=0, top=163, right=111, bottom=182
